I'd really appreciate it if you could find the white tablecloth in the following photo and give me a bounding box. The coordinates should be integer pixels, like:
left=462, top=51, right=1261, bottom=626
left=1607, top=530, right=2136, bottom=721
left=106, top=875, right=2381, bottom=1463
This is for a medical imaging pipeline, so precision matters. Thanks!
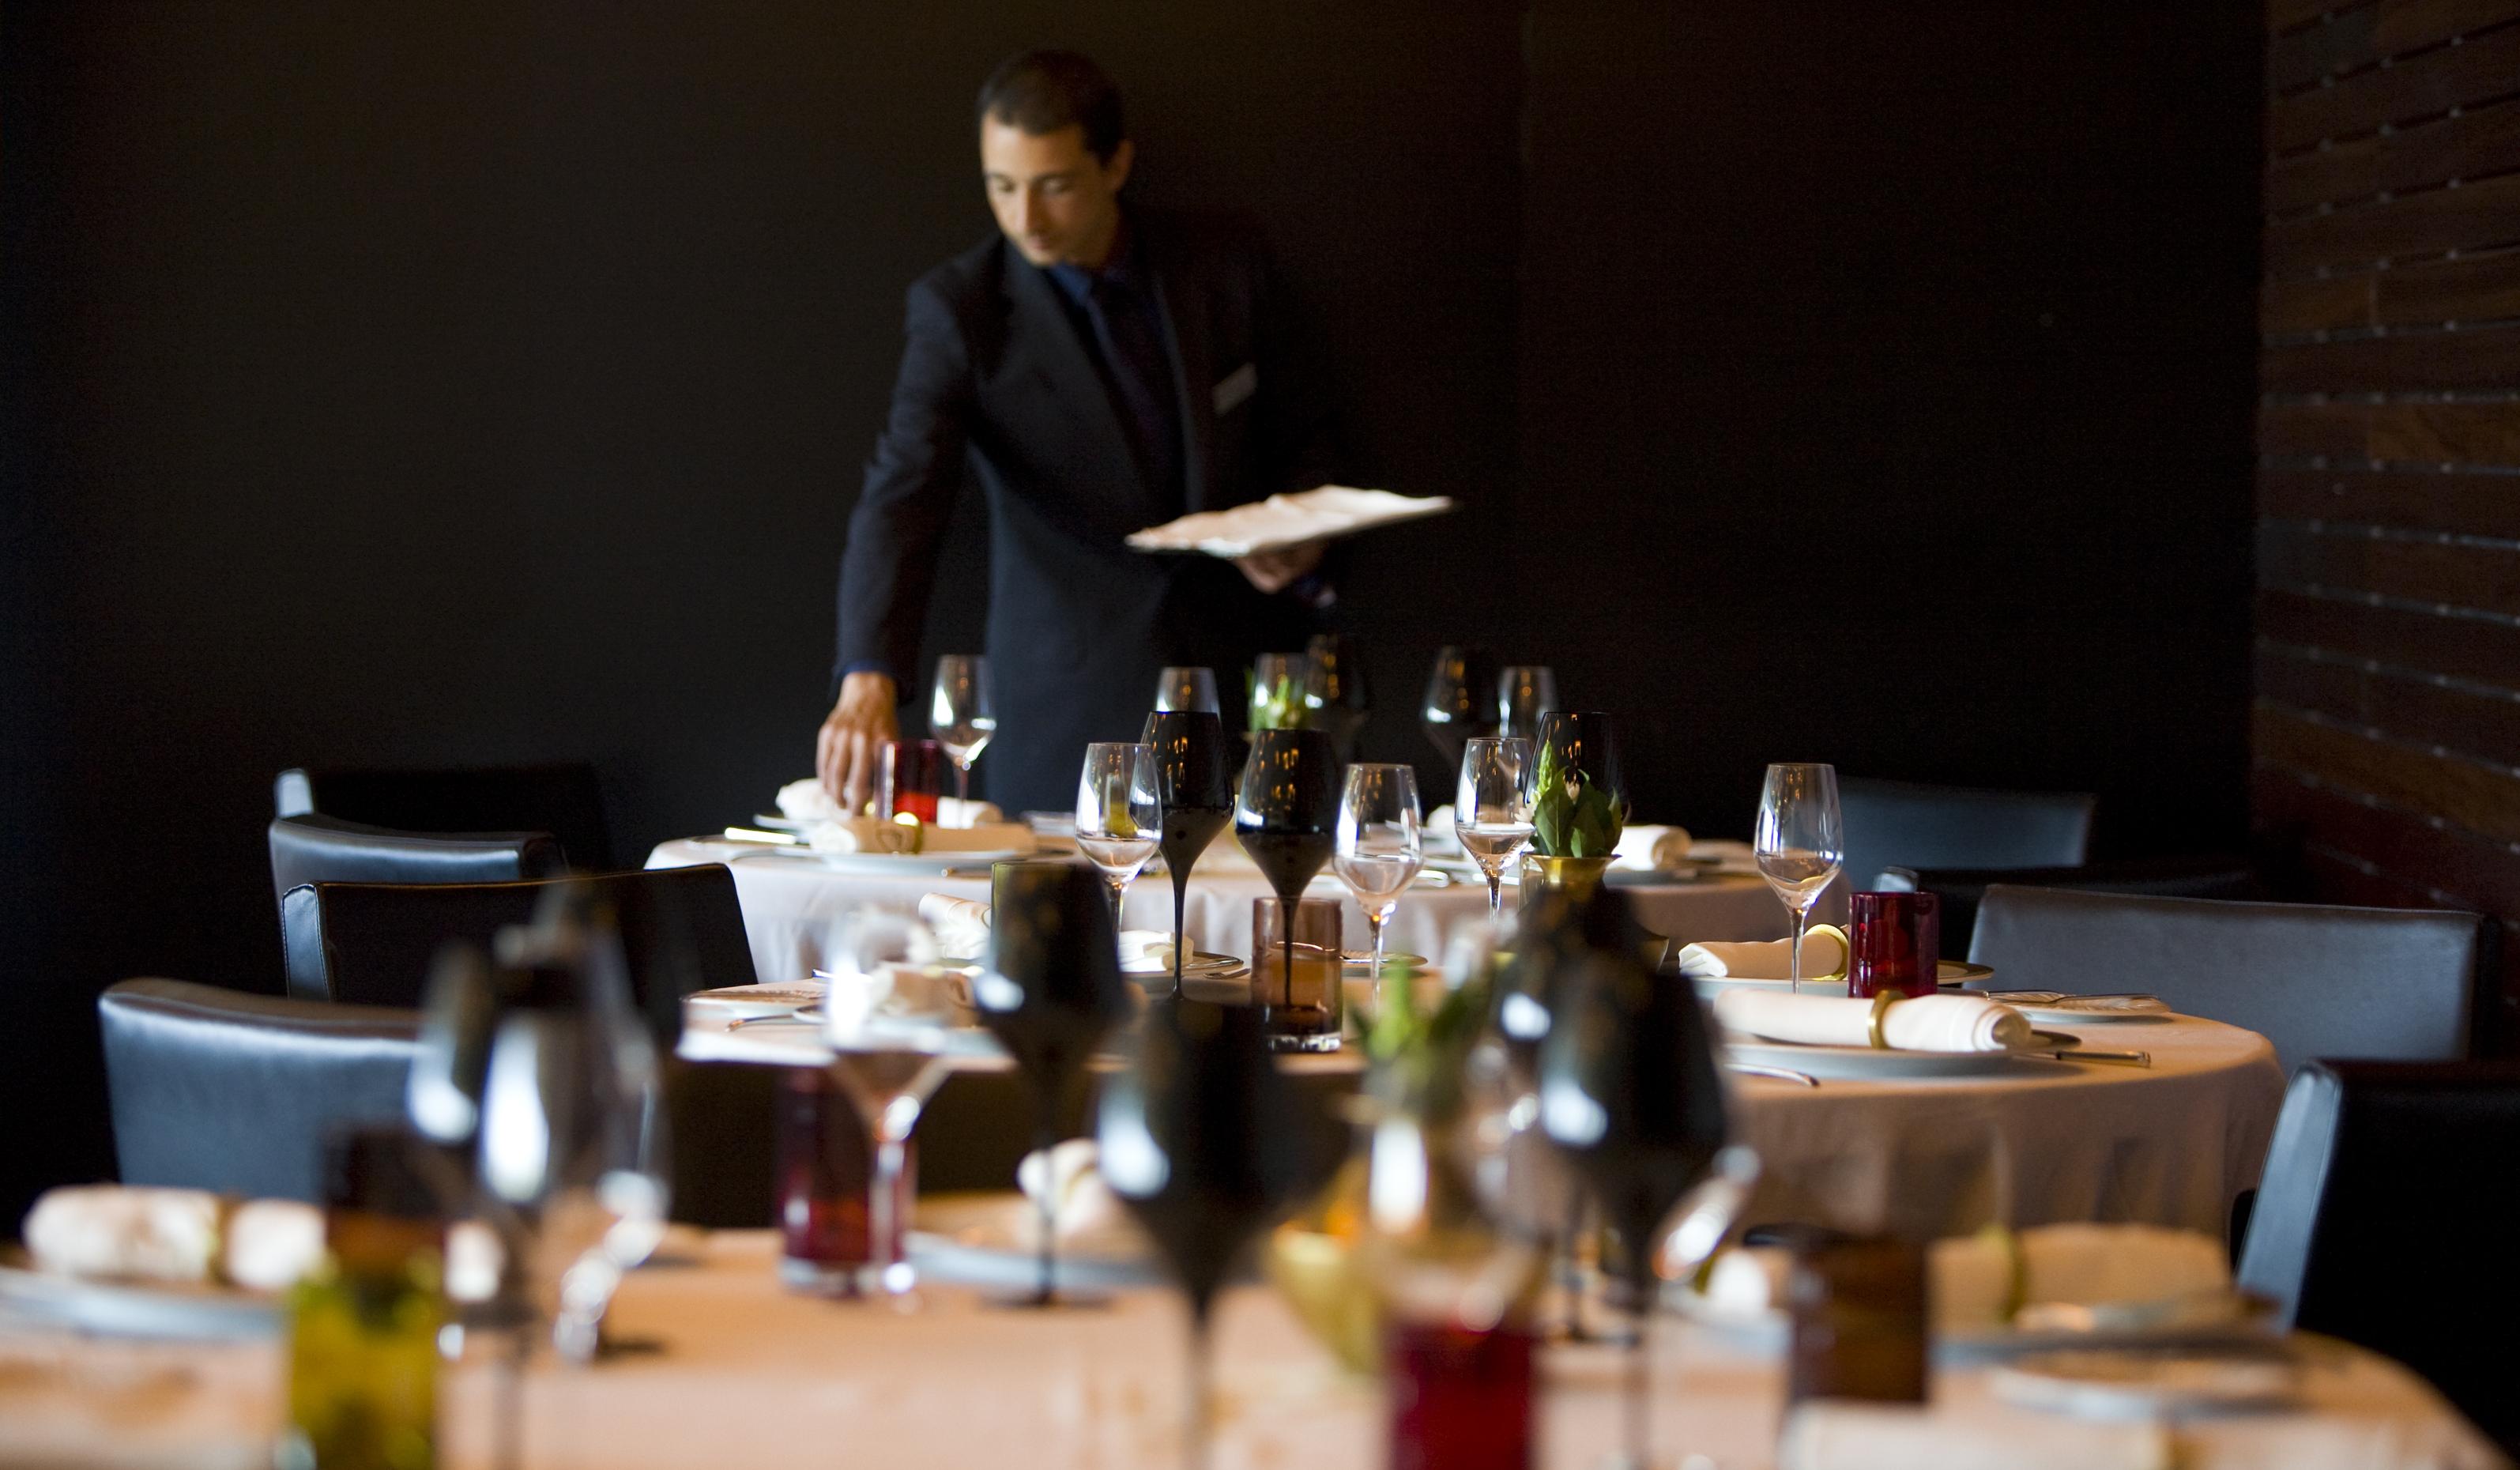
left=646, top=836, right=1790, bottom=984
left=4, top=1231, right=2498, bottom=1469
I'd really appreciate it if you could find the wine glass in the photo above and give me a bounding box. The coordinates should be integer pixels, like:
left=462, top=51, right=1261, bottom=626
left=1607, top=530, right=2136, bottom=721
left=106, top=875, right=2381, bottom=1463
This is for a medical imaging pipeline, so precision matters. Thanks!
left=929, top=655, right=996, bottom=820
left=1303, top=633, right=1371, bottom=762
left=1531, top=711, right=1627, bottom=860
left=1455, top=736, right=1535, bottom=918
left=1234, top=729, right=1340, bottom=1029
left=1141, top=710, right=1234, bottom=997
left=1099, top=1000, right=1310, bottom=1470
left=1754, top=763, right=1844, bottom=996
left=1496, top=665, right=1558, bottom=742
left=1535, top=891, right=1731, bottom=1470
left=1248, top=651, right=1312, bottom=731
left=1334, top=763, right=1422, bottom=1008
left=972, top=861, right=1133, bottom=1306
left=1155, top=665, right=1221, bottom=714
left=1420, top=645, right=1498, bottom=770
left=1075, top=743, right=1162, bottom=925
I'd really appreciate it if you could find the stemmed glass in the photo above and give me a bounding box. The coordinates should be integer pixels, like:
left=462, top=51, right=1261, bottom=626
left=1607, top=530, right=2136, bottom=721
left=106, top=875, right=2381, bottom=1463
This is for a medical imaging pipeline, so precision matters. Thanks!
left=1496, top=665, right=1558, bottom=742
left=1303, top=634, right=1371, bottom=762
left=1249, top=651, right=1312, bottom=731
left=1234, top=729, right=1340, bottom=1024
left=1334, top=763, right=1422, bottom=1005
left=1421, top=645, right=1498, bottom=769
left=1155, top=665, right=1221, bottom=714
left=1075, top=743, right=1162, bottom=925
left=1755, top=763, right=1844, bottom=996
left=1535, top=891, right=1732, bottom=1470
left=1099, top=1001, right=1307, bottom=1470
left=972, top=861, right=1133, bottom=1306
left=1455, top=736, right=1535, bottom=918
left=929, top=655, right=996, bottom=820
left=1142, top=710, right=1234, bottom=997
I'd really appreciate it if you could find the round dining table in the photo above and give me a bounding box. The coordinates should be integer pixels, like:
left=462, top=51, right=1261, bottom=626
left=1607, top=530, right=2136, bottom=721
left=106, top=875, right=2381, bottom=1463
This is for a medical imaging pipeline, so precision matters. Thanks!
left=4, top=1230, right=2498, bottom=1470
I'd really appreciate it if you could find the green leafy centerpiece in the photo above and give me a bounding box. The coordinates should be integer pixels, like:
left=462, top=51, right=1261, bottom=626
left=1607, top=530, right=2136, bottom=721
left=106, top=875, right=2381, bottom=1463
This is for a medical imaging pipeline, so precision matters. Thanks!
left=1524, top=710, right=1626, bottom=896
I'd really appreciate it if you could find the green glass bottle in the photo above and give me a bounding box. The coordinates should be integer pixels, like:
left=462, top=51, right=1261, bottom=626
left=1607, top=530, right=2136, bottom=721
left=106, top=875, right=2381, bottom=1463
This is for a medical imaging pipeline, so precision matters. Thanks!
left=281, top=1128, right=446, bottom=1470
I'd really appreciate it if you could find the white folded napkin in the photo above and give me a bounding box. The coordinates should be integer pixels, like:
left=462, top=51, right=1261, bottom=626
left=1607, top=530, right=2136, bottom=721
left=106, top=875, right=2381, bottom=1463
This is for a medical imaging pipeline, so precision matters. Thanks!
left=802, top=817, right=1035, bottom=855
left=1702, top=1223, right=2232, bottom=1335
left=1780, top=1404, right=2172, bottom=1470
left=21, top=1186, right=326, bottom=1291
left=776, top=777, right=1003, bottom=828
left=1713, top=989, right=2031, bottom=1052
left=1678, top=925, right=1849, bottom=981
left=1117, top=929, right=1181, bottom=968
left=821, top=961, right=973, bottom=1035
left=1012, top=1140, right=1139, bottom=1252
left=1124, top=485, right=1455, bottom=557
left=917, top=893, right=993, bottom=959
left=1612, top=823, right=1694, bottom=873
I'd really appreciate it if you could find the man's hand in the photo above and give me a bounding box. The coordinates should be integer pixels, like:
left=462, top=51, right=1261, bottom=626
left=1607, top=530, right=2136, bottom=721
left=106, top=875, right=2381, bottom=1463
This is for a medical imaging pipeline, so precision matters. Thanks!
left=1234, top=538, right=1326, bottom=595
left=817, top=672, right=901, bottom=813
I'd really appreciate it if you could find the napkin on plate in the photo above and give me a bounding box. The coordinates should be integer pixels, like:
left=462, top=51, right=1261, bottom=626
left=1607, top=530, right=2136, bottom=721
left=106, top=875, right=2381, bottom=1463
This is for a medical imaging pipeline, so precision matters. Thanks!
left=1612, top=824, right=1693, bottom=873
left=775, top=778, right=1003, bottom=828
left=1779, top=1403, right=2173, bottom=1470
left=1012, top=1140, right=1141, bottom=1253
left=1124, top=485, right=1455, bottom=558
left=821, top=961, right=973, bottom=1033
left=1713, top=988, right=2031, bottom=1052
left=801, top=817, right=1036, bottom=855
left=1677, top=925, right=1849, bottom=981
left=1703, top=1223, right=2232, bottom=1334
left=917, top=893, right=993, bottom=959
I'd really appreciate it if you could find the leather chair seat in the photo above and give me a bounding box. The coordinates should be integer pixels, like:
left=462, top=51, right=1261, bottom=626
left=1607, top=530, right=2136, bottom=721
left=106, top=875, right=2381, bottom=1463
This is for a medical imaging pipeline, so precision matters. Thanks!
left=1839, top=777, right=2096, bottom=894
left=276, top=763, right=613, bottom=871
left=1881, top=852, right=2265, bottom=953
left=269, top=813, right=565, bottom=905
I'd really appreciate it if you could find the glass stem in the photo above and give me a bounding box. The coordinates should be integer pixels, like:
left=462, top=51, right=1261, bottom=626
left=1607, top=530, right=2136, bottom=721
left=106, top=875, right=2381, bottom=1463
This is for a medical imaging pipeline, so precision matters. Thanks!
left=1281, top=895, right=1296, bottom=1011
left=1561, top=1197, right=1589, bottom=1342
left=872, top=1125, right=908, bottom=1295
left=1789, top=910, right=1810, bottom=997
left=1485, top=871, right=1503, bottom=918
left=1625, top=1301, right=1652, bottom=1469
left=1185, top=1298, right=1215, bottom=1470
left=1033, top=1124, right=1057, bottom=1307
left=953, top=762, right=970, bottom=813
left=1170, top=866, right=1190, bottom=1000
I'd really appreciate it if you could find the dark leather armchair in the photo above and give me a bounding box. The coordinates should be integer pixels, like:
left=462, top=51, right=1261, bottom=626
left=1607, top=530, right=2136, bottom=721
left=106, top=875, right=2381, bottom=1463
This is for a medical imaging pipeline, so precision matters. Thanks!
left=100, top=979, right=422, bottom=1202
left=1970, top=887, right=2490, bottom=1072
left=269, top=813, right=567, bottom=905
left=1881, top=853, right=2265, bottom=954
left=276, top=763, right=614, bottom=871
left=2238, top=1060, right=2520, bottom=1452
left=1838, top=778, right=2096, bottom=893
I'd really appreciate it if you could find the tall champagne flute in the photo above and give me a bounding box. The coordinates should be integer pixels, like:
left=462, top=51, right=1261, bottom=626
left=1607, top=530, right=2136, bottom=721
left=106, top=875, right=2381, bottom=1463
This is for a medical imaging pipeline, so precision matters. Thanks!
left=1075, top=743, right=1162, bottom=925
left=1333, top=763, right=1422, bottom=1004
left=1456, top=737, right=1535, bottom=918
left=1234, top=729, right=1339, bottom=1022
left=1755, top=763, right=1844, bottom=997
left=929, top=655, right=996, bottom=820
left=1142, top=711, right=1234, bottom=997
left=1155, top=665, right=1221, bottom=715
left=1496, top=665, right=1558, bottom=743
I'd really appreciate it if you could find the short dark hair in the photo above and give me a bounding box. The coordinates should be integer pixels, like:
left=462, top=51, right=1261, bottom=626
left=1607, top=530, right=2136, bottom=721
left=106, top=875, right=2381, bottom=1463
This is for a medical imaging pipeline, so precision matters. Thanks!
left=976, top=51, right=1125, bottom=163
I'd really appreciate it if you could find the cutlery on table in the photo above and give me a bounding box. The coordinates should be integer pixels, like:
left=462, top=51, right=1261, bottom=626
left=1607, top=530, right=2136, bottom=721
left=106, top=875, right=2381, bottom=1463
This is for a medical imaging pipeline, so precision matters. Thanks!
left=1725, top=1061, right=1820, bottom=1087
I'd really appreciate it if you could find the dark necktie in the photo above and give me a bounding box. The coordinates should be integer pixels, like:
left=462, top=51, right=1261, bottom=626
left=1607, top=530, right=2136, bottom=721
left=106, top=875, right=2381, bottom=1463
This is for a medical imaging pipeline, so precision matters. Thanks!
left=1083, top=275, right=1183, bottom=504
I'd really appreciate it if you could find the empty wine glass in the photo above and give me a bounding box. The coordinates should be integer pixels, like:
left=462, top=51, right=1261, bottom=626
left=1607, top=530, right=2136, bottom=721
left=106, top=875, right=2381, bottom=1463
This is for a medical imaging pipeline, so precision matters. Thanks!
left=1075, top=742, right=1162, bottom=925
left=1334, top=763, right=1422, bottom=1008
left=1496, top=665, right=1558, bottom=743
left=1142, top=710, right=1234, bottom=997
left=1455, top=736, right=1535, bottom=918
left=929, top=655, right=996, bottom=820
left=1303, top=634, right=1370, bottom=762
left=1155, top=665, right=1221, bottom=714
left=1755, top=763, right=1844, bottom=997
left=1421, top=645, right=1498, bottom=770
left=1249, top=651, right=1312, bottom=732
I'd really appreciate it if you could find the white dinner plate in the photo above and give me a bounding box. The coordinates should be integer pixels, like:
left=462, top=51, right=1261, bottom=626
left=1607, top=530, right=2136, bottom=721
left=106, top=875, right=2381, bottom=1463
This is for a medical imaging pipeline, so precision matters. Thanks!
left=906, top=1192, right=1161, bottom=1291
left=1723, top=1039, right=2035, bottom=1080
left=1673, top=1284, right=2276, bottom=1365
left=0, top=1261, right=281, bottom=1341
left=1121, top=951, right=1245, bottom=981
left=683, top=982, right=827, bottom=1018
left=1991, top=1348, right=2301, bottom=1417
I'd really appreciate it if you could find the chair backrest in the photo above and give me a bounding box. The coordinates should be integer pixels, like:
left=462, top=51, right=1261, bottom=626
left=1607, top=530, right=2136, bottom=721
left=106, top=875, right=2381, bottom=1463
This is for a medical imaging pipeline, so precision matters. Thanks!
left=269, top=813, right=567, bottom=905
left=1970, top=886, right=2488, bottom=1072
left=279, top=865, right=759, bottom=1031
left=1882, top=853, right=2265, bottom=954
left=276, top=763, right=613, bottom=871
left=1839, top=778, right=2096, bottom=893
left=2238, top=1060, right=2520, bottom=1451
left=100, top=979, right=422, bottom=1202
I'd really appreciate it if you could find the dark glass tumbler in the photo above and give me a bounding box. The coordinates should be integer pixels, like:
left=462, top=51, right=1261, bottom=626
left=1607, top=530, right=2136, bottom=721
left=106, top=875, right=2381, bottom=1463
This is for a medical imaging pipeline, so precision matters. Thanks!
left=1848, top=890, right=1942, bottom=999
left=1387, top=1321, right=1536, bottom=1470
left=775, top=1068, right=915, bottom=1292
left=878, top=738, right=947, bottom=824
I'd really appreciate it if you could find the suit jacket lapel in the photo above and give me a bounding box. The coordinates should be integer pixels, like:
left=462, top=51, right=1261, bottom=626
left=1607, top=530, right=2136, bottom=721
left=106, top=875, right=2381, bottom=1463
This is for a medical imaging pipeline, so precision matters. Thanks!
left=1000, top=246, right=1148, bottom=511
left=1148, top=226, right=1216, bottom=513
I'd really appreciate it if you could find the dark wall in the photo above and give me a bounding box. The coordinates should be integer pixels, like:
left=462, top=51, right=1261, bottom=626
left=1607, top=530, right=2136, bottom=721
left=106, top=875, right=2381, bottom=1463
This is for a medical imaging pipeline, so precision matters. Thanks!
left=0, top=1, right=2259, bottom=1217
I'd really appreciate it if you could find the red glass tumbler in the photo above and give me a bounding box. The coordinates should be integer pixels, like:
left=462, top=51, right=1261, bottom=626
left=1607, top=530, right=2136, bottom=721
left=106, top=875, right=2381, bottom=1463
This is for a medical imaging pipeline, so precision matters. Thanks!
left=1386, top=1319, right=1535, bottom=1470
left=776, top=1067, right=916, bottom=1292
left=876, top=738, right=947, bottom=824
left=1847, top=890, right=1942, bottom=1000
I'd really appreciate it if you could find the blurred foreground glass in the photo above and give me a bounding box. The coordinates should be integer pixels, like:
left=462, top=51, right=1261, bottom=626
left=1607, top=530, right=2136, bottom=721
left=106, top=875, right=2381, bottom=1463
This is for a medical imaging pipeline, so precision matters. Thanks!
left=775, top=1069, right=913, bottom=1292
left=1142, top=711, right=1235, bottom=997
left=1454, top=737, right=1535, bottom=918
left=1848, top=889, right=1941, bottom=1001
left=1334, top=763, right=1422, bottom=1003
left=1787, top=1237, right=1929, bottom=1406
left=1155, top=665, right=1221, bottom=715
left=1074, top=742, right=1161, bottom=922
left=1496, top=665, right=1558, bottom=743
left=929, top=656, right=995, bottom=816
left=1420, top=645, right=1499, bottom=770
left=1754, top=763, right=1844, bottom=997
left=1252, top=896, right=1342, bottom=1052
left=877, top=738, right=947, bottom=824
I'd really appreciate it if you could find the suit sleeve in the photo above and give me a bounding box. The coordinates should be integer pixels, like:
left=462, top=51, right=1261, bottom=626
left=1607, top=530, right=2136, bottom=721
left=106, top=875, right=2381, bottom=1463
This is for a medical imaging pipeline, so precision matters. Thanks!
left=834, top=279, right=974, bottom=688
left=1245, top=228, right=1344, bottom=496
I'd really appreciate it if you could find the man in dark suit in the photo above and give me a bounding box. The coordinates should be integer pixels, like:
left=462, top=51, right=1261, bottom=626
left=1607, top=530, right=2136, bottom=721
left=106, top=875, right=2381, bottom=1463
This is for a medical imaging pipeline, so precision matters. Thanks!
left=818, top=51, right=1341, bottom=816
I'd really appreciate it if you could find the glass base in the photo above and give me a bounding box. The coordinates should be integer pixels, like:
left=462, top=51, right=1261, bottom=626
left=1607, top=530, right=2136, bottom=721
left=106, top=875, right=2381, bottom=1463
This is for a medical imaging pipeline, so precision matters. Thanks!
left=1265, top=1030, right=1343, bottom=1054
left=776, top=1256, right=910, bottom=1296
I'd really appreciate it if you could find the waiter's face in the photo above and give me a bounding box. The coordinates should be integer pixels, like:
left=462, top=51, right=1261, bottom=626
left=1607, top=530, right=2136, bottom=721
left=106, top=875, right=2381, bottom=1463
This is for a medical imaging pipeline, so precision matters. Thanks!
left=980, top=116, right=1132, bottom=270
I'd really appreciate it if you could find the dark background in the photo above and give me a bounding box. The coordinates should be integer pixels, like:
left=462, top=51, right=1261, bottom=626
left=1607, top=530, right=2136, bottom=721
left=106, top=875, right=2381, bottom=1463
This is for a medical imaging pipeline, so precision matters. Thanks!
left=0, top=0, right=2261, bottom=1219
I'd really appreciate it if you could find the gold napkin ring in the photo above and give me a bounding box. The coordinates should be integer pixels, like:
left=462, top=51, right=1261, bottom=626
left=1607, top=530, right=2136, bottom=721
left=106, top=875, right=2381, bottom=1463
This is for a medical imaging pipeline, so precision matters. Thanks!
left=1866, top=989, right=1901, bottom=1050
left=886, top=812, right=925, bottom=854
